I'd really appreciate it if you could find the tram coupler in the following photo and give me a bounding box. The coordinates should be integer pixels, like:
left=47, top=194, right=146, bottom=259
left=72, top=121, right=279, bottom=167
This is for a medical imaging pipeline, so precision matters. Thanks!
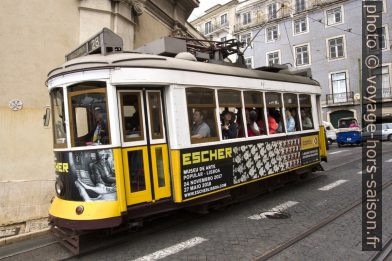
left=50, top=226, right=80, bottom=255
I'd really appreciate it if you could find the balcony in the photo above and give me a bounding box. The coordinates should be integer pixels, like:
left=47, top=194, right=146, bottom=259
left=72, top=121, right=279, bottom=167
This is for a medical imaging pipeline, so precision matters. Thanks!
left=202, top=21, right=229, bottom=36
left=326, top=92, right=354, bottom=105
left=234, top=16, right=266, bottom=33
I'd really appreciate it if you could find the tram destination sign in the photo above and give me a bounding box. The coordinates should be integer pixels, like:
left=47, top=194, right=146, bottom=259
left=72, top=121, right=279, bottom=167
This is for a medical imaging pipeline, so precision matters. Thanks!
left=179, top=133, right=320, bottom=201
left=65, top=28, right=123, bottom=61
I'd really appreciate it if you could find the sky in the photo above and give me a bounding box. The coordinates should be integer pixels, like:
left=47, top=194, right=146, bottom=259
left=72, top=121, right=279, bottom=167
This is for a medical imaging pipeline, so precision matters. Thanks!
left=188, top=0, right=233, bottom=22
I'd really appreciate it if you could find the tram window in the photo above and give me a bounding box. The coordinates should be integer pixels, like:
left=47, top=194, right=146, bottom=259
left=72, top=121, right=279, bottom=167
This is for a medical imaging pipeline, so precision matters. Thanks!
left=156, top=147, right=165, bottom=187
left=120, top=92, right=144, bottom=142
left=218, top=90, right=243, bottom=140
left=283, top=93, right=299, bottom=132
left=299, top=94, right=314, bottom=130
left=147, top=92, right=163, bottom=140
left=68, top=82, right=110, bottom=147
left=265, top=92, right=285, bottom=134
left=50, top=88, right=67, bottom=148
left=127, top=150, right=146, bottom=192
left=186, top=88, right=219, bottom=144
left=244, top=91, right=266, bottom=137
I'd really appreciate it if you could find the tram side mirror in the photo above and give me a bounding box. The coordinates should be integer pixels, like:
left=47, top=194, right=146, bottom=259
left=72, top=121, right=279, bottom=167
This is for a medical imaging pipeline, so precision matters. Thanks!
left=43, top=107, right=51, bottom=127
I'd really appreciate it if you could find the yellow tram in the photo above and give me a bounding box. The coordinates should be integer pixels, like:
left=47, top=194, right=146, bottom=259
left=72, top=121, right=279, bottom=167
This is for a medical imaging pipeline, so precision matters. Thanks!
left=47, top=29, right=327, bottom=235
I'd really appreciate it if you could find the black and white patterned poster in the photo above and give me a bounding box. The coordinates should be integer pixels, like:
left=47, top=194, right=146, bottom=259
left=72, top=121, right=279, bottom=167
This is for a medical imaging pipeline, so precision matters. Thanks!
left=232, top=138, right=301, bottom=184
left=54, top=149, right=117, bottom=202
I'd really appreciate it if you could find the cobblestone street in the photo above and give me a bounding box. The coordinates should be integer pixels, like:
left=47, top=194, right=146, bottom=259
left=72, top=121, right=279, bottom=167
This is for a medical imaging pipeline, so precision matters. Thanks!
left=1, top=142, right=391, bottom=260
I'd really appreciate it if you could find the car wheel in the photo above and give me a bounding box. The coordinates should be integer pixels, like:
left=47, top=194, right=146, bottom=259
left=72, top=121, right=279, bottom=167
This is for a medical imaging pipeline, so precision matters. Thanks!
left=327, top=138, right=333, bottom=145
left=388, top=134, right=392, bottom=142
left=338, top=143, right=342, bottom=148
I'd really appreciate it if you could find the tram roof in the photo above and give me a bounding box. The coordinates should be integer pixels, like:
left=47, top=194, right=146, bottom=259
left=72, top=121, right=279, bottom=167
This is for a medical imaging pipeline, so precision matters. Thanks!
left=47, top=52, right=320, bottom=87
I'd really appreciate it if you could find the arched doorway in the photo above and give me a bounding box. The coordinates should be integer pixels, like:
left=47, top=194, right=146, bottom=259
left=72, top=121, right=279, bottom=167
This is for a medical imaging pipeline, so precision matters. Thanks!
left=330, top=110, right=354, bottom=128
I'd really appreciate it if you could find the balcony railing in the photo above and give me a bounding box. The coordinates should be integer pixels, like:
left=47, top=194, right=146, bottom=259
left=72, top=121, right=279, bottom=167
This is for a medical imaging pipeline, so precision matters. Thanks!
left=201, top=21, right=229, bottom=36
left=326, top=91, right=354, bottom=105
left=234, top=16, right=267, bottom=33
left=381, top=87, right=392, bottom=98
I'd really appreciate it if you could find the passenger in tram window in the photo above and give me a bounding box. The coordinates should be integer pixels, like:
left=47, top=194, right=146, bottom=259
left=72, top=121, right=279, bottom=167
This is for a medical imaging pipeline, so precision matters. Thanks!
left=291, top=108, right=300, bottom=131
left=246, top=109, right=263, bottom=136
left=221, top=110, right=238, bottom=139
left=267, top=109, right=279, bottom=134
left=286, top=110, right=296, bottom=132
left=191, top=110, right=211, bottom=138
left=301, top=108, right=313, bottom=129
left=90, top=106, right=108, bottom=145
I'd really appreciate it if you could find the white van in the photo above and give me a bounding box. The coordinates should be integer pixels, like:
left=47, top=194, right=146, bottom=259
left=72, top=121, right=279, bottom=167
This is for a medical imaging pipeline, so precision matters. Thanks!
left=323, top=121, right=337, bottom=145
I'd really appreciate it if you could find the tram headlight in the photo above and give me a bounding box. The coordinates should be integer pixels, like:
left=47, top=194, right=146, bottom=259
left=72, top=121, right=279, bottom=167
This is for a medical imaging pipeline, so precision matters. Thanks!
left=55, top=179, right=64, bottom=196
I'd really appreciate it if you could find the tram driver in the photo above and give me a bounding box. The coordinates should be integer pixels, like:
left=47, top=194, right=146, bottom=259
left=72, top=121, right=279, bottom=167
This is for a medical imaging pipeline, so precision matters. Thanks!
left=90, top=106, right=108, bottom=145
left=191, top=110, right=211, bottom=139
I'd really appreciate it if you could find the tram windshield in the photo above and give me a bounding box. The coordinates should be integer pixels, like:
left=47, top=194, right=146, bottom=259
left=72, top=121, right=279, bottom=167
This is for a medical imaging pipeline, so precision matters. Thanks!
left=68, top=82, right=110, bottom=147
left=51, top=88, right=67, bottom=148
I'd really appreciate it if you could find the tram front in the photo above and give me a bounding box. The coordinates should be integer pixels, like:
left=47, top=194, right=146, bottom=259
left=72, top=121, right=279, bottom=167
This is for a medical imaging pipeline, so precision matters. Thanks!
left=48, top=80, right=127, bottom=230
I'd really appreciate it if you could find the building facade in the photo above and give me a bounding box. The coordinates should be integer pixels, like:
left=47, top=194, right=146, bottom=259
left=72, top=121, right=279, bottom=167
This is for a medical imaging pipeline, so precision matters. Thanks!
left=190, top=0, right=238, bottom=43
left=193, top=0, right=392, bottom=127
left=0, top=0, right=200, bottom=231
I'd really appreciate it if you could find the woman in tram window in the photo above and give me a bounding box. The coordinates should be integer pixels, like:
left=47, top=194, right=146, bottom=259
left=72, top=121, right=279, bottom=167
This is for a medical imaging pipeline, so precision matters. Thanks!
left=221, top=110, right=238, bottom=139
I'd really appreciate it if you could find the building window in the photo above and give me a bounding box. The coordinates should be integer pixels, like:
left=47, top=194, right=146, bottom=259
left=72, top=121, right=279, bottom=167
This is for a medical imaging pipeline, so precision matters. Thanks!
left=205, top=21, right=212, bottom=34
left=371, top=66, right=391, bottom=97
left=378, top=26, right=388, bottom=50
left=268, top=3, right=277, bottom=20
left=328, top=36, right=345, bottom=60
left=295, top=0, right=305, bottom=13
left=294, top=44, right=310, bottom=66
left=241, top=33, right=252, bottom=47
left=331, top=72, right=348, bottom=103
left=221, top=36, right=227, bottom=42
left=326, top=6, right=343, bottom=26
left=266, top=51, right=280, bottom=66
left=245, top=57, right=253, bottom=68
left=243, top=12, right=251, bottom=25
left=266, top=25, right=279, bottom=42
left=221, top=13, right=228, bottom=25
left=293, top=16, right=307, bottom=35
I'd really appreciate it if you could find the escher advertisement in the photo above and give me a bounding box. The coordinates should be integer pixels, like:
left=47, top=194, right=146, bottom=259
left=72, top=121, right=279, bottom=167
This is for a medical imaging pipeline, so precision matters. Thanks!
left=180, top=133, right=320, bottom=200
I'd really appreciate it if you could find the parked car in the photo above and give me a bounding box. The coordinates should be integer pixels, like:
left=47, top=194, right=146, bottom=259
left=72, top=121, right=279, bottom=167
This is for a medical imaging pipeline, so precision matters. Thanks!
left=336, top=118, right=362, bottom=147
left=362, top=123, right=392, bottom=141
left=323, top=121, right=337, bottom=145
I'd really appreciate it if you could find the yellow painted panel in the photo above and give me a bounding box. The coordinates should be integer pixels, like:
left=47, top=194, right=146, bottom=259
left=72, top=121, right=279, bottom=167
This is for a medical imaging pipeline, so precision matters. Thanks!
left=150, top=144, right=171, bottom=200
left=49, top=197, right=121, bottom=220
left=301, top=135, right=319, bottom=150
left=113, top=148, right=127, bottom=212
left=319, top=126, right=328, bottom=158
left=170, top=150, right=182, bottom=202
left=122, top=146, right=152, bottom=205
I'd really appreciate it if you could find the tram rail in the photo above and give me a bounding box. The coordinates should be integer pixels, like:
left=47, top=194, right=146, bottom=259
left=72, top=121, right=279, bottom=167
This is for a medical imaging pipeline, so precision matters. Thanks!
left=255, top=178, right=392, bottom=261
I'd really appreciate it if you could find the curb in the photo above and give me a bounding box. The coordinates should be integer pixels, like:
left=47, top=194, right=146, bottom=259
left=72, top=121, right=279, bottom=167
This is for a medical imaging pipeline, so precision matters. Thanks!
left=0, top=228, right=50, bottom=247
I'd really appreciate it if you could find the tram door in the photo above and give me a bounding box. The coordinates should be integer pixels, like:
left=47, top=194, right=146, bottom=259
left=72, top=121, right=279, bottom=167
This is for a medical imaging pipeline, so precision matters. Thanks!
left=118, top=89, right=171, bottom=205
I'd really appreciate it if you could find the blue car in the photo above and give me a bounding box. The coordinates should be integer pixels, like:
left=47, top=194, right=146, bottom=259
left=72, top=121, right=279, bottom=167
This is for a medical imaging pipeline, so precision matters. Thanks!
left=336, top=118, right=362, bottom=147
